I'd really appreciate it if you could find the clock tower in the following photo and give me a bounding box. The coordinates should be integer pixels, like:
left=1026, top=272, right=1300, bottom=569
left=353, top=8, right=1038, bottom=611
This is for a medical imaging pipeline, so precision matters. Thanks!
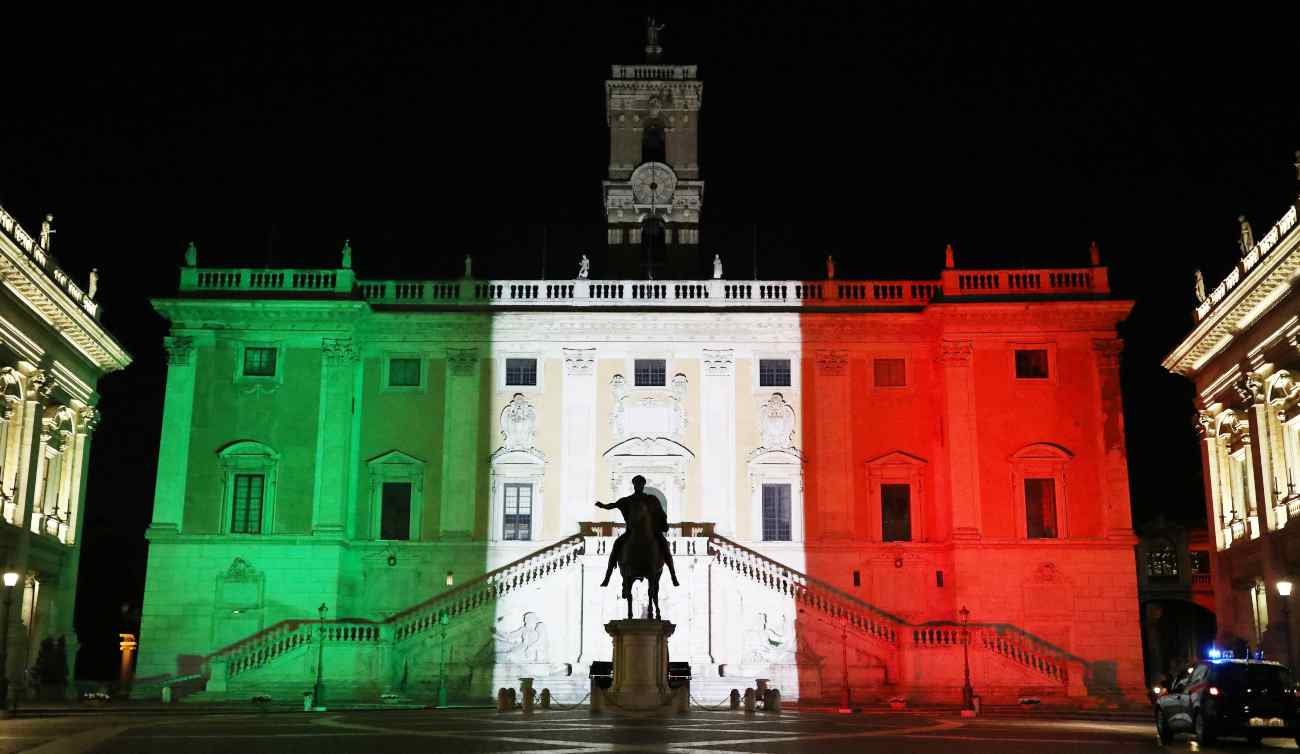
left=602, top=24, right=704, bottom=279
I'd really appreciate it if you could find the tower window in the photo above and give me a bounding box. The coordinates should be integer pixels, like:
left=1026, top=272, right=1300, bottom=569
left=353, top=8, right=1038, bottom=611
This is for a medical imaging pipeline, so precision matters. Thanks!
left=1014, top=349, right=1050, bottom=379
left=642, top=123, right=666, bottom=164
left=635, top=359, right=666, bottom=387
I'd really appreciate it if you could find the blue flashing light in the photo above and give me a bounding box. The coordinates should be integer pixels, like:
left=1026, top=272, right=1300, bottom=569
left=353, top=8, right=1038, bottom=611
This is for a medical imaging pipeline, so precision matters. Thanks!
left=1208, top=648, right=1222, bottom=660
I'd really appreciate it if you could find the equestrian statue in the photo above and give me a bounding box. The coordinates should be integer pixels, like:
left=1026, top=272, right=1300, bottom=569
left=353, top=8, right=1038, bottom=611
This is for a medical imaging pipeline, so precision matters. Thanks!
left=595, top=475, right=680, bottom=620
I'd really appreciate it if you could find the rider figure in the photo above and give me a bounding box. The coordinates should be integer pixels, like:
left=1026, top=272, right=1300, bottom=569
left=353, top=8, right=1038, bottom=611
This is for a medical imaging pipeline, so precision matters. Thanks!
left=595, top=475, right=680, bottom=588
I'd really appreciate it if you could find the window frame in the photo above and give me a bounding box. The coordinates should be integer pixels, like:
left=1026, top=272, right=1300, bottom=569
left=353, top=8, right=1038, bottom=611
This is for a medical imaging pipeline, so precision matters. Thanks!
left=366, top=450, right=424, bottom=542
left=1010, top=443, right=1072, bottom=541
left=229, top=473, right=267, bottom=535
left=489, top=448, right=546, bottom=543
left=865, top=451, right=927, bottom=543
left=1009, top=342, right=1056, bottom=383
left=504, top=358, right=539, bottom=388
left=747, top=448, right=805, bottom=544
left=1023, top=477, right=1060, bottom=539
left=880, top=482, right=913, bottom=542
left=502, top=482, right=535, bottom=542
left=760, top=482, right=793, bottom=542
left=751, top=353, right=801, bottom=394
left=758, top=358, right=793, bottom=388
left=872, top=356, right=909, bottom=390
left=634, top=358, right=668, bottom=388
left=233, top=342, right=284, bottom=388
left=217, top=441, right=280, bottom=535
left=497, top=353, right=544, bottom=393
left=383, top=354, right=425, bottom=392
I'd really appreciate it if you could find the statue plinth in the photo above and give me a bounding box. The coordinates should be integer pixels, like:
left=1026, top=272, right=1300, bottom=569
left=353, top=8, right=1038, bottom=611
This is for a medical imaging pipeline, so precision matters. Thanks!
left=604, top=619, right=675, bottom=709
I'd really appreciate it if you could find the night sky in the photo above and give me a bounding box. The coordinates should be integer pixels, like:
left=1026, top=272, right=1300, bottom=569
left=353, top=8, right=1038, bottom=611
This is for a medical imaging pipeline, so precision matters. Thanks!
left=4, top=3, right=1298, bottom=679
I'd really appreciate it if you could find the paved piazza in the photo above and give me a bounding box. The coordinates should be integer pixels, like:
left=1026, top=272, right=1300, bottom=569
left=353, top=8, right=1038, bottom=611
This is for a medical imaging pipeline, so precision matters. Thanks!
left=0, top=708, right=1284, bottom=753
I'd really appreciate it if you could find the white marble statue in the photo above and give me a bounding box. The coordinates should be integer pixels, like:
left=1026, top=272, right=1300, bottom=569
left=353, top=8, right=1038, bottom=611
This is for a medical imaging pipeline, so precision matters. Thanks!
left=1239, top=215, right=1256, bottom=257
left=1194, top=269, right=1207, bottom=303
left=184, top=241, right=197, bottom=267
left=341, top=239, right=352, bottom=269
left=578, top=254, right=590, bottom=280
left=713, top=253, right=723, bottom=279
left=87, top=269, right=99, bottom=300
left=39, top=214, right=54, bottom=251
left=826, top=254, right=836, bottom=280
left=463, top=254, right=473, bottom=279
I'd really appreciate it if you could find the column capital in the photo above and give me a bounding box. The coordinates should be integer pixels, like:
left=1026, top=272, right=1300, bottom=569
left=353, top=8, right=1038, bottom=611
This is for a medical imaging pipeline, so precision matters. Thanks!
left=937, top=340, right=973, bottom=366
left=26, top=369, right=54, bottom=403
left=1235, top=373, right=1266, bottom=405
left=321, top=337, right=358, bottom=365
left=1196, top=410, right=1216, bottom=439
left=563, top=347, right=596, bottom=376
left=447, top=348, right=478, bottom=376
left=702, top=348, right=734, bottom=376
left=78, top=406, right=100, bottom=434
left=814, top=350, right=848, bottom=376
left=163, top=336, right=194, bottom=366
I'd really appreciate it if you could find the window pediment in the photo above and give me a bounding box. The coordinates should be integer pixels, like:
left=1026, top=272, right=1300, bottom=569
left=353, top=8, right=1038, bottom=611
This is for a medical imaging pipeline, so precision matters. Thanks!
left=604, top=436, right=695, bottom=461
left=367, top=449, right=426, bottom=469
left=1009, top=442, right=1073, bottom=463
left=217, top=440, right=279, bottom=468
left=865, top=450, right=927, bottom=469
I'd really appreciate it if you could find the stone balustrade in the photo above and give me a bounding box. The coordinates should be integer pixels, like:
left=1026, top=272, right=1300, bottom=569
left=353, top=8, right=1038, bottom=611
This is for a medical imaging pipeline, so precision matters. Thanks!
left=610, top=64, right=697, bottom=80
left=214, top=618, right=381, bottom=682
left=0, top=203, right=101, bottom=320
left=178, top=266, right=1110, bottom=307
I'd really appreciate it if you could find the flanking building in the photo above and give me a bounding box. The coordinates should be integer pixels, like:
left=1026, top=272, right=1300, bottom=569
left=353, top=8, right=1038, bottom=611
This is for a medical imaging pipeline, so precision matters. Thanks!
left=0, top=206, right=131, bottom=698
left=1164, top=170, right=1300, bottom=666
left=137, top=42, right=1143, bottom=704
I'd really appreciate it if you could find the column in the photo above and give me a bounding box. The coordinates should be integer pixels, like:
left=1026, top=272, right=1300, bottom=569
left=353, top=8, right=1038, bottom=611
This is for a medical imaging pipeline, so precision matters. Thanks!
left=812, top=350, right=851, bottom=539
left=1093, top=339, right=1135, bottom=538
left=312, top=337, right=357, bottom=535
left=560, top=348, right=597, bottom=534
left=8, top=368, right=49, bottom=691
left=1198, top=412, right=1226, bottom=550
left=938, top=340, right=981, bottom=540
left=52, top=406, right=97, bottom=693
left=150, top=336, right=196, bottom=533
left=439, top=348, right=480, bottom=538
left=1240, top=375, right=1278, bottom=534
left=700, top=349, right=736, bottom=534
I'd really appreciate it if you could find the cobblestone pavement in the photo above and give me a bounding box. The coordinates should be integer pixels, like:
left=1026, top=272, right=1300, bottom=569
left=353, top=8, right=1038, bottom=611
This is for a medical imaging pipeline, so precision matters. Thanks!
left=6, top=707, right=1299, bottom=753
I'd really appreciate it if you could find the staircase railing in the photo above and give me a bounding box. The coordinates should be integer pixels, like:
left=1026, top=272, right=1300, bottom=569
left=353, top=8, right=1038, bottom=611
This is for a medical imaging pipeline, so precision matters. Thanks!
left=707, top=534, right=904, bottom=646
left=204, top=534, right=586, bottom=684
left=391, top=533, right=586, bottom=642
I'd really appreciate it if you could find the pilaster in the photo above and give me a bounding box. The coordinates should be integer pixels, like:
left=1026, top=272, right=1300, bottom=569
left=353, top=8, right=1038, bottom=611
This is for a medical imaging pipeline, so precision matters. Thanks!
left=440, top=348, right=481, bottom=538
left=1092, top=339, right=1135, bottom=539
left=561, top=348, right=597, bottom=535
left=938, top=341, right=981, bottom=540
left=812, top=350, right=852, bottom=539
left=312, top=337, right=357, bottom=536
left=150, top=336, right=196, bottom=533
left=700, top=349, right=736, bottom=534
left=8, top=368, right=50, bottom=692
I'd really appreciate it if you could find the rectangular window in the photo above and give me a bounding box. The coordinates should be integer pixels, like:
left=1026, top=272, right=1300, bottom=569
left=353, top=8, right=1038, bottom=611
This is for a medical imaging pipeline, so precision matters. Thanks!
left=1014, top=348, right=1049, bottom=379
left=243, top=347, right=277, bottom=377
left=635, top=359, right=666, bottom=387
left=503, top=483, right=533, bottom=541
left=230, top=474, right=265, bottom=534
left=388, top=358, right=421, bottom=387
left=759, top=359, right=792, bottom=387
left=881, top=483, right=912, bottom=542
left=762, top=483, right=792, bottom=541
left=1024, top=478, right=1058, bottom=538
left=874, top=358, right=906, bottom=387
left=505, top=358, right=538, bottom=387
left=380, top=482, right=412, bottom=540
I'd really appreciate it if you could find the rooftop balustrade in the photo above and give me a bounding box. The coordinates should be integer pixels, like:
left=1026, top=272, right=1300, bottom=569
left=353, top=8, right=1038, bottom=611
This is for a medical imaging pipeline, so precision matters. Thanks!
left=177, top=264, right=1109, bottom=308
left=0, top=204, right=101, bottom=320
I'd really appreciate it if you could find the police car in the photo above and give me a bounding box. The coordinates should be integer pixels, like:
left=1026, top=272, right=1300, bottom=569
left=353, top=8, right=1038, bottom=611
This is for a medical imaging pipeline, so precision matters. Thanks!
left=1154, top=650, right=1300, bottom=747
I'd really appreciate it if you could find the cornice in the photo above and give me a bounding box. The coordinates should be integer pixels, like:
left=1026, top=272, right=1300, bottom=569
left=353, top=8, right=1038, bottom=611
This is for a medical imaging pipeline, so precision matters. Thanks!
left=0, top=236, right=131, bottom=373
left=151, top=298, right=370, bottom=330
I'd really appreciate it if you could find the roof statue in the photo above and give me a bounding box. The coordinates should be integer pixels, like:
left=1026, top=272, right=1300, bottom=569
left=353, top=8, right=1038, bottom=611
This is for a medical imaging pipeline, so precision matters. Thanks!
left=826, top=254, right=836, bottom=280
left=713, top=254, right=723, bottom=280
left=1194, top=269, right=1206, bottom=303
left=578, top=254, right=590, bottom=280
left=39, top=214, right=54, bottom=251
left=645, top=16, right=665, bottom=60
left=340, top=239, right=352, bottom=269
left=1238, top=214, right=1255, bottom=257
left=463, top=253, right=473, bottom=279
left=88, top=269, right=99, bottom=300
left=1089, top=240, right=1101, bottom=266
left=184, top=241, right=197, bottom=267
left=945, top=243, right=955, bottom=269
left=1294, top=149, right=1300, bottom=182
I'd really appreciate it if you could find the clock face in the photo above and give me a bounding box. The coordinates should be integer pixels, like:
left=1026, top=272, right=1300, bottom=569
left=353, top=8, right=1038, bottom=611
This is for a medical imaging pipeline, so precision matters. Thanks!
left=630, top=162, right=677, bottom=205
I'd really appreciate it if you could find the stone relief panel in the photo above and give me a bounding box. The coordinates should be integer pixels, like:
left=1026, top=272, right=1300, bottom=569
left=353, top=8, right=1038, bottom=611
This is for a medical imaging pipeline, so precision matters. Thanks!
left=500, top=393, right=538, bottom=452
left=757, top=393, right=797, bottom=451
left=609, top=373, right=688, bottom=440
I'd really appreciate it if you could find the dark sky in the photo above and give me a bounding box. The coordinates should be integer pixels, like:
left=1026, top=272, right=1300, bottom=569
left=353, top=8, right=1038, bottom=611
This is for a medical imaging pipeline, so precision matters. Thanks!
left=4, top=3, right=1298, bottom=678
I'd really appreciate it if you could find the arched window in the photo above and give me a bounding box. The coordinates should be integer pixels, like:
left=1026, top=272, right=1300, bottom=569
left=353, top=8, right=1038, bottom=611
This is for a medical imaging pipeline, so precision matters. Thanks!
left=217, top=441, right=279, bottom=535
left=642, top=122, right=666, bottom=164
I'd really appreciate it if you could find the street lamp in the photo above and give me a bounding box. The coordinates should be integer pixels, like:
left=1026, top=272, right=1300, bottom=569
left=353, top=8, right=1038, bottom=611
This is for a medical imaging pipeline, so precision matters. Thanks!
left=0, top=570, right=17, bottom=714
left=1278, top=581, right=1294, bottom=668
left=312, top=603, right=327, bottom=708
left=960, top=605, right=975, bottom=712
left=437, top=612, right=450, bottom=708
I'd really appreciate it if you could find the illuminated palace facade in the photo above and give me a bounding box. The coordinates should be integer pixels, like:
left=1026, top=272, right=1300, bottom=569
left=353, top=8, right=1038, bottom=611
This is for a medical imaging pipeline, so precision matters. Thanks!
left=1164, top=179, right=1300, bottom=664
left=138, top=57, right=1143, bottom=704
left=0, top=206, right=130, bottom=696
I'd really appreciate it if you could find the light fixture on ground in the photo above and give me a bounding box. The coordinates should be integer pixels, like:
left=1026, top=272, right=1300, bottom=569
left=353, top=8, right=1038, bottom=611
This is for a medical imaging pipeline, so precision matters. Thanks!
left=0, top=570, right=19, bottom=714
left=1278, top=581, right=1294, bottom=668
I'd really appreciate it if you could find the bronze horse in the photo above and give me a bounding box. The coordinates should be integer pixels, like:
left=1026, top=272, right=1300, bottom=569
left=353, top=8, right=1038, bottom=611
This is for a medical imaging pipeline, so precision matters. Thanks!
left=595, top=475, right=673, bottom=620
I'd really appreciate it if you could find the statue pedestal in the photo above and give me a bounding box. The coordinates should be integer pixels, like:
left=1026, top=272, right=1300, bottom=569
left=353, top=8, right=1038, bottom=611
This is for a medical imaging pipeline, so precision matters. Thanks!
left=605, top=619, right=674, bottom=709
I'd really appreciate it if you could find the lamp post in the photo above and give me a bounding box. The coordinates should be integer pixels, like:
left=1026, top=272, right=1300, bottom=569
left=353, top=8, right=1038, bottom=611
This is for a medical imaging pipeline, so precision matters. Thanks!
left=312, top=603, right=327, bottom=708
left=1278, top=581, right=1294, bottom=668
left=960, top=605, right=975, bottom=712
left=0, top=571, right=18, bottom=715
left=437, top=612, right=450, bottom=708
